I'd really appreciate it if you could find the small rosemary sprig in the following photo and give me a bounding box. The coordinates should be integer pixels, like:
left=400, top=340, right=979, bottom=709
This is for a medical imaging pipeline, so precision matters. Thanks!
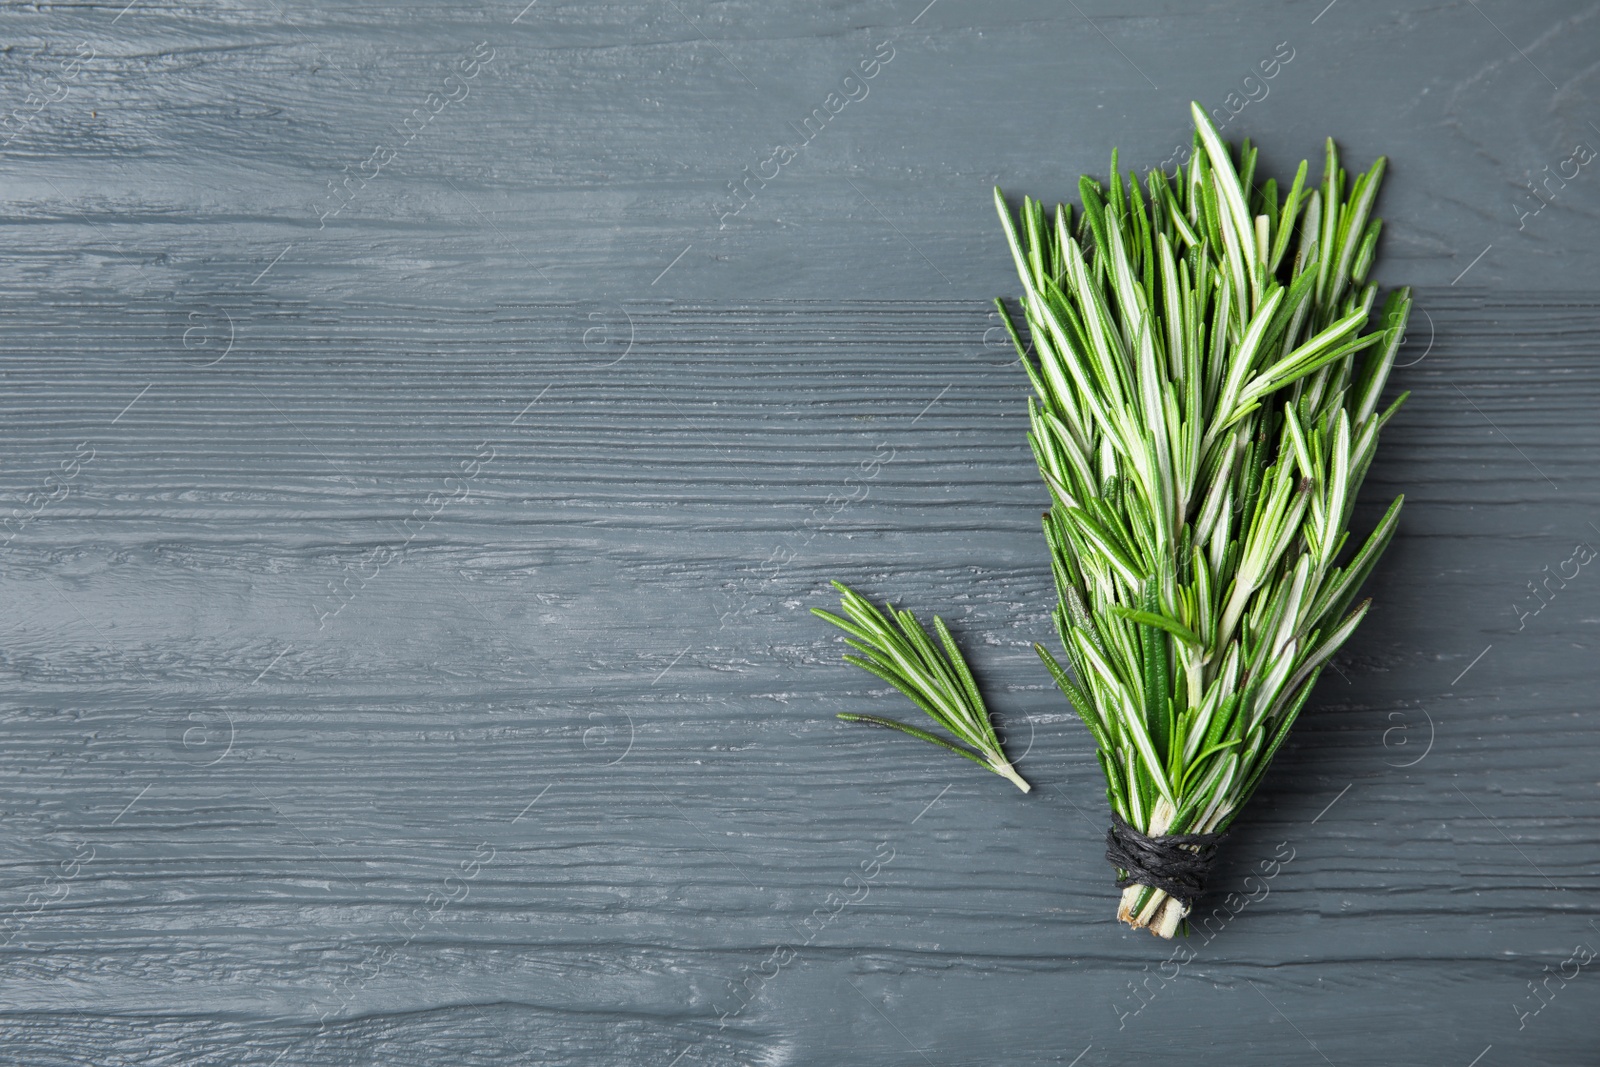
left=814, top=581, right=1031, bottom=792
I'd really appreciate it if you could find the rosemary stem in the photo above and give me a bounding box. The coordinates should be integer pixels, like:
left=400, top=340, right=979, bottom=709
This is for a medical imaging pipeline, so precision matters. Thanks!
left=992, top=761, right=1033, bottom=793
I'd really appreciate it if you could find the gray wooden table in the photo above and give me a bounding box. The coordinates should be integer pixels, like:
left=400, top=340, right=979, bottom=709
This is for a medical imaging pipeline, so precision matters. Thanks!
left=2, top=1, right=1596, bottom=1063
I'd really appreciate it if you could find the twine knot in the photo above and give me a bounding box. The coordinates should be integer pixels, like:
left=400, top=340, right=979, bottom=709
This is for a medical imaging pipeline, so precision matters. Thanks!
left=1104, top=812, right=1228, bottom=908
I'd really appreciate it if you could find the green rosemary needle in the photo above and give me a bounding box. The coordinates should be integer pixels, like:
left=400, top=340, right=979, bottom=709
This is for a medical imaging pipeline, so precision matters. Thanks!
left=814, top=581, right=1031, bottom=792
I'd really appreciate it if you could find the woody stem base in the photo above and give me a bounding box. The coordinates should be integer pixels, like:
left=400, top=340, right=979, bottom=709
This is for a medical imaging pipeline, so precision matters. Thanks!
left=1118, top=883, right=1187, bottom=938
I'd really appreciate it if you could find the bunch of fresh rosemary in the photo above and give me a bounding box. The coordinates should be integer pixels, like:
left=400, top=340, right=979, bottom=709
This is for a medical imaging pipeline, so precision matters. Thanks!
left=817, top=103, right=1408, bottom=938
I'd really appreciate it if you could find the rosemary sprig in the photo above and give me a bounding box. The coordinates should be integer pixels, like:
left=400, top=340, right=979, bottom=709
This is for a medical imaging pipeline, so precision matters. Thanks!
left=814, top=581, right=1031, bottom=792
left=996, top=103, right=1409, bottom=935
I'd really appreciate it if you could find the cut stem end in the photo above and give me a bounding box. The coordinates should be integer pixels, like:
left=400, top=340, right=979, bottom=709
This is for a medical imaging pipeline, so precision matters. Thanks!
left=1117, top=883, right=1188, bottom=938
left=992, top=761, right=1032, bottom=793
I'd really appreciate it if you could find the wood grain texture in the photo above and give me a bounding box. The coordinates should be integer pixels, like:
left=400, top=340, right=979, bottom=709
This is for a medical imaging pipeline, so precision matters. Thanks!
left=3, top=1, right=1599, bottom=1064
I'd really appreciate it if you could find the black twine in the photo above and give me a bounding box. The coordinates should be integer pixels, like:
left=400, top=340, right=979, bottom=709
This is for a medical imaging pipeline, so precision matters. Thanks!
left=1104, top=812, right=1228, bottom=908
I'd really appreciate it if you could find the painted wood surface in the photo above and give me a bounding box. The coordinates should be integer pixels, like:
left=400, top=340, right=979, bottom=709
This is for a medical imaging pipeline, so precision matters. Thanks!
left=2, top=1, right=1598, bottom=1064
